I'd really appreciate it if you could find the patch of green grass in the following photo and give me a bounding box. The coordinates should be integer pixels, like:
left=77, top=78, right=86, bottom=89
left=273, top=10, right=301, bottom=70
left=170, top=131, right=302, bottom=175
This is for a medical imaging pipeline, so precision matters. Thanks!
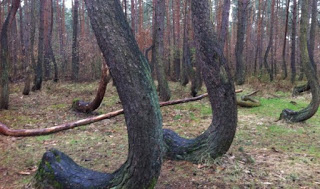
left=48, top=103, right=68, bottom=110
left=173, top=115, right=182, bottom=120
left=200, top=106, right=212, bottom=116
left=243, top=97, right=308, bottom=118
left=267, top=125, right=304, bottom=135
left=36, top=135, right=51, bottom=142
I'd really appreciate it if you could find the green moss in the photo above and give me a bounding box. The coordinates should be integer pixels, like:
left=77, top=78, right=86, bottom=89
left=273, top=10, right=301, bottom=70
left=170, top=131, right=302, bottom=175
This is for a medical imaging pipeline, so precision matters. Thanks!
left=36, top=135, right=51, bottom=142
left=35, top=161, right=63, bottom=189
left=147, top=177, right=158, bottom=189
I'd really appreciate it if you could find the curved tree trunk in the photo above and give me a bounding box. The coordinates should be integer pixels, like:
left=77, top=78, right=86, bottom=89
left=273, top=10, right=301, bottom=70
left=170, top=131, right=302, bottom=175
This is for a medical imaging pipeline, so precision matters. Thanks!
left=152, top=0, right=171, bottom=101
left=72, top=64, right=111, bottom=113
left=163, top=0, right=237, bottom=163
left=35, top=0, right=163, bottom=188
left=0, top=0, right=21, bottom=109
left=280, top=0, right=320, bottom=123
left=235, top=0, right=249, bottom=85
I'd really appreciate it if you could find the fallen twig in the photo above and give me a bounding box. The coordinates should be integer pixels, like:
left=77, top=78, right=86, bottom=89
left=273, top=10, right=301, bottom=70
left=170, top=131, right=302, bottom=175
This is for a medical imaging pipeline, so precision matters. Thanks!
left=0, top=89, right=243, bottom=137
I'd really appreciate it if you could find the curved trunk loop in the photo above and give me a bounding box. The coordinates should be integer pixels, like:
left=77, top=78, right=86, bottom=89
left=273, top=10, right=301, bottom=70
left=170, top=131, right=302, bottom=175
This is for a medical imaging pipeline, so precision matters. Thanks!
left=280, top=0, right=320, bottom=123
left=72, top=63, right=111, bottom=113
left=35, top=0, right=163, bottom=188
left=163, top=0, right=237, bottom=163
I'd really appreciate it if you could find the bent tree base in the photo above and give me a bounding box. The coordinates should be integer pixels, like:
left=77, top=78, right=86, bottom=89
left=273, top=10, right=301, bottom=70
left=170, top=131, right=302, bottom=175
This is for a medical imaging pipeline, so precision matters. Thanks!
left=72, top=64, right=111, bottom=113
left=292, top=83, right=310, bottom=96
left=35, top=149, right=113, bottom=189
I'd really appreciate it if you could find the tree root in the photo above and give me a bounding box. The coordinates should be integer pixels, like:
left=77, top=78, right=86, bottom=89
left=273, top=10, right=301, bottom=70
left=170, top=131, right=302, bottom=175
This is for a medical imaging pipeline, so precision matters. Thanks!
left=35, top=149, right=113, bottom=189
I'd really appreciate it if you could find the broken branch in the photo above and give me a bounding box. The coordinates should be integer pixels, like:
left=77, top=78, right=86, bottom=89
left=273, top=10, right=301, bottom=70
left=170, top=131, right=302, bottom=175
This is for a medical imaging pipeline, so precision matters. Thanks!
left=0, top=89, right=243, bottom=137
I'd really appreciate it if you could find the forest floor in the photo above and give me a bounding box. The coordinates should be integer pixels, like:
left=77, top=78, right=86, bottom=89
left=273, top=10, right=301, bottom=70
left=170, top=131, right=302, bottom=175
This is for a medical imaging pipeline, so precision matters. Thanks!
left=0, top=79, right=320, bottom=189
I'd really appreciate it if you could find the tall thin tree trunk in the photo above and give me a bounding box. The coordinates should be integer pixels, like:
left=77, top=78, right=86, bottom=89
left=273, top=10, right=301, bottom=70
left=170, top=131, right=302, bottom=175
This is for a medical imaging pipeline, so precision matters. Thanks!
left=33, top=0, right=47, bottom=91
left=281, top=0, right=290, bottom=79
left=308, top=0, right=317, bottom=72
left=0, top=0, right=20, bottom=109
left=71, top=0, right=80, bottom=81
left=290, top=0, right=297, bottom=83
left=235, top=0, right=249, bottom=85
left=219, top=0, right=230, bottom=50
left=172, top=0, right=180, bottom=82
left=21, top=1, right=31, bottom=95
left=131, top=0, right=135, bottom=35
left=152, top=0, right=171, bottom=101
left=180, top=0, right=192, bottom=85
left=263, top=0, right=275, bottom=81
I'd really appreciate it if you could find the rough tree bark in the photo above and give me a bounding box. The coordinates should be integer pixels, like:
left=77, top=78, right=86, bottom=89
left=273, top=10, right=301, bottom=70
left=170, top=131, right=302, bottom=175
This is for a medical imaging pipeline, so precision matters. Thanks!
left=0, top=0, right=21, bottom=109
left=71, top=0, right=80, bottom=81
left=180, top=0, right=192, bottom=86
left=292, top=0, right=318, bottom=95
left=218, top=0, right=230, bottom=50
left=235, top=0, right=249, bottom=85
left=308, top=0, right=317, bottom=72
left=172, top=0, right=181, bottom=82
left=190, top=48, right=203, bottom=97
left=21, top=0, right=31, bottom=95
left=72, top=64, right=111, bottom=113
left=254, top=0, right=263, bottom=75
left=290, top=0, right=297, bottom=83
left=280, top=0, right=320, bottom=123
left=131, top=0, right=135, bottom=35
left=43, top=0, right=52, bottom=80
left=35, top=0, right=163, bottom=188
left=263, top=0, right=275, bottom=82
left=163, top=0, right=237, bottom=163
left=281, top=0, right=290, bottom=79
left=32, top=0, right=47, bottom=91
left=152, top=0, right=171, bottom=101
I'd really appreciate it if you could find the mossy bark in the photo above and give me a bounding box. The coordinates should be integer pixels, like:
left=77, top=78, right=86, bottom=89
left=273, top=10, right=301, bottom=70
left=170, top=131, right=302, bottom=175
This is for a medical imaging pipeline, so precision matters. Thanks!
left=280, top=0, right=320, bottom=123
left=163, top=0, right=237, bottom=163
left=35, top=0, right=163, bottom=188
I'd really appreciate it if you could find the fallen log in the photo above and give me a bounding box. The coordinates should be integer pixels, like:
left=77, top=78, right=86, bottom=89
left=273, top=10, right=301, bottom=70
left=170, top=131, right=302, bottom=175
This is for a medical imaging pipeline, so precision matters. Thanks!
left=0, top=90, right=244, bottom=137
left=237, top=90, right=261, bottom=108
